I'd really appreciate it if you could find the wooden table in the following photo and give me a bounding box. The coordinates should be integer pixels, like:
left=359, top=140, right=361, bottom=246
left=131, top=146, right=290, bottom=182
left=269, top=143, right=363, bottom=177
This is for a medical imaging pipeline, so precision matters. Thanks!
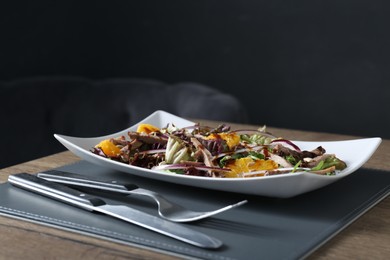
left=1, top=121, right=389, bottom=259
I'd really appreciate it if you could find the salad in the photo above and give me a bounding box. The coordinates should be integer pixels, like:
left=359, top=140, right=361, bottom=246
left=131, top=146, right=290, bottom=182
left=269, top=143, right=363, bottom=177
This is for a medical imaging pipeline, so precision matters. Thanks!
left=91, top=123, right=347, bottom=178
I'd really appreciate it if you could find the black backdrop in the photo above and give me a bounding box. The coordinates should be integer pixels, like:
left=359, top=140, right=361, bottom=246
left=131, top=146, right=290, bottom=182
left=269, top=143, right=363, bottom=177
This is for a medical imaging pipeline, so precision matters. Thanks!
left=1, top=1, right=389, bottom=138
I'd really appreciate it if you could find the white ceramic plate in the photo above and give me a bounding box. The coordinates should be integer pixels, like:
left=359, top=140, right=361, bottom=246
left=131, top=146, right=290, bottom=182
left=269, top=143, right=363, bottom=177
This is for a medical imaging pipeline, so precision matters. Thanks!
left=54, top=110, right=382, bottom=198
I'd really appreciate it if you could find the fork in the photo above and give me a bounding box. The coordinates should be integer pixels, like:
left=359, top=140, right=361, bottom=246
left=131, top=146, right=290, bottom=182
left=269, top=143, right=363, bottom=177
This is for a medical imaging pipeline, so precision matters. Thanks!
left=37, top=170, right=247, bottom=222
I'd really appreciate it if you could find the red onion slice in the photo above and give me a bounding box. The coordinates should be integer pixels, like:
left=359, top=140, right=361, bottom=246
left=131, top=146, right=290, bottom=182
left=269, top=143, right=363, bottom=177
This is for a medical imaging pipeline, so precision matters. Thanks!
left=242, top=167, right=310, bottom=177
left=270, top=139, right=301, bottom=151
left=152, top=163, right=230, bottom=172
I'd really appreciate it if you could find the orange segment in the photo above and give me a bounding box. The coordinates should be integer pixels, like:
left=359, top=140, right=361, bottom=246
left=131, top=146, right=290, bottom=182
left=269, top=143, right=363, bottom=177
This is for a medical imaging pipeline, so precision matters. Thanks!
left=225, top=157, right=278, bottom=178
left=96, top=139, right=121, bottom=157
left=136, top=123, right=160, bottom=134
left=206, top=133, right=240, bottom=149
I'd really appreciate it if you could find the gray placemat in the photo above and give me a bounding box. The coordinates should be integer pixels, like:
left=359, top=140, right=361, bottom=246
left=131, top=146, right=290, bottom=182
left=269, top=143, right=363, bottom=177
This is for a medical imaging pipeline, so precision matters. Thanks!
left=1, top=161, right=389, bottom=259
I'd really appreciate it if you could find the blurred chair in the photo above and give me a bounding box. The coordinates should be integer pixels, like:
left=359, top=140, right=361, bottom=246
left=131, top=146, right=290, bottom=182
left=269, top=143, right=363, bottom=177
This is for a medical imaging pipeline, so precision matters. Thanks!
left=0, top=77, right=248, bottom=168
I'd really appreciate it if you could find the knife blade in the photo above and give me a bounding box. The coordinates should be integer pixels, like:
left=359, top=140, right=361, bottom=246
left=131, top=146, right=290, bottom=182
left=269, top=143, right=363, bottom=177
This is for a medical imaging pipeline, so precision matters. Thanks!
left=8, top=173, right=222, bottom=249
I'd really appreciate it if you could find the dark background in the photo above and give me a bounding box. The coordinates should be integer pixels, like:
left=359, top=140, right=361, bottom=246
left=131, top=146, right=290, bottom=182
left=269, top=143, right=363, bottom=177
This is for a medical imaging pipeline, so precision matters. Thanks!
left=1, top=1, right=389, bottom=138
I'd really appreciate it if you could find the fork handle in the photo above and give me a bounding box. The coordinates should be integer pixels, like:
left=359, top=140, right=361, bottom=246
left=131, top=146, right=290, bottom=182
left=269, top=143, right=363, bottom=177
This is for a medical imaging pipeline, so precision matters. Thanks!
left=37, top=170, right=139, bottom=194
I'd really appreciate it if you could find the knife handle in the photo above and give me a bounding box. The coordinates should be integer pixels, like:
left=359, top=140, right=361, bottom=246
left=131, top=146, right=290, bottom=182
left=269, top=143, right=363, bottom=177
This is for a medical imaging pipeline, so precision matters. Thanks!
left=37, top=170, right=139, bottom=193
left=8, top=173, right=105, bottom=211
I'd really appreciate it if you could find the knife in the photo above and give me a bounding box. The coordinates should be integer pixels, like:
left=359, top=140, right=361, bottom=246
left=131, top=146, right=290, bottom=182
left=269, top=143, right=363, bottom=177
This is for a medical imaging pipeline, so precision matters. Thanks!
left=8, top=173, right=222, bottom=249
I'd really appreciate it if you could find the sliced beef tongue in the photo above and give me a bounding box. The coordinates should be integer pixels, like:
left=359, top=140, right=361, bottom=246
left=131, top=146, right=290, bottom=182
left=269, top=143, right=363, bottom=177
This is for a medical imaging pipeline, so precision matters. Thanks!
left=128, top=132, right=168, bottom=145
left=273, top=144, right=326, bottom=162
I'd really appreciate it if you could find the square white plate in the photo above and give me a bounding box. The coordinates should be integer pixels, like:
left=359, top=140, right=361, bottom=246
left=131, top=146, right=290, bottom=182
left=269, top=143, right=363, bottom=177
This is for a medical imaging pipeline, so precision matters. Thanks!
left=54, top=110, right=382, bottom=198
